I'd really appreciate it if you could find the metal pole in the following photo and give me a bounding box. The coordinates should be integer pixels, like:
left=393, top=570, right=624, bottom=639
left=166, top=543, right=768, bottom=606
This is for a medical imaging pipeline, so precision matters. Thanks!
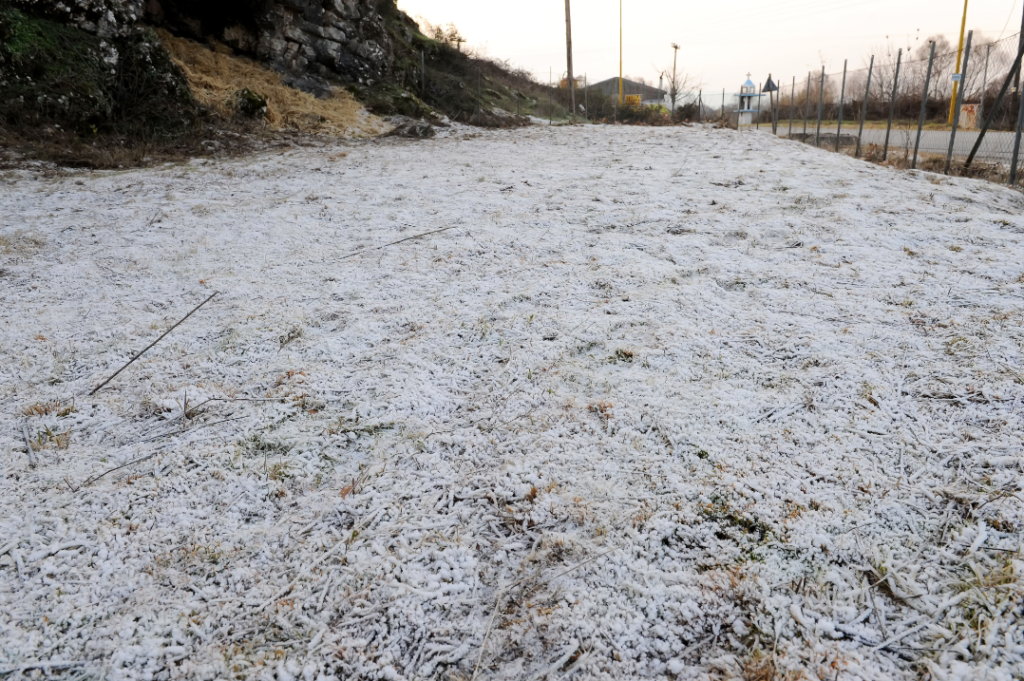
left=946, top=30, right=973, bottom=174
left=856, top=55, right=874, bottom=159
left=1011, top=13, right=1024, bottom=184
left=980, top=43, right=991, bottom=122
left=549, top=66, right=553, bottom=125
left=1011, top=56, right=1024, bottom=184
left=913, top=42, right=936, bottom=170
left=671, top=43, right=680, bottom=111
left=815, top=66, right=825, bottom=147
left=789, top=76, right=795, bottom=136
left=565, top=0, right=575, bottom=120
left=772, top=83, right=779, bottom=134
left=1017, top=11, right=1024, bottom=94
left=966, top=25, right=1024, bottom=168
left=756, top=83, right=762, bottom=130
left=836, top=60, right=848, bottom=152
left=804, top=71, right=811, bottom=135
left=949, top=0, right=970, bottom=125
left=584, top=73, right=588, bottom=121
left=722, top=89, right=725, bottom=120
left=883, top=48, right=902, bottom=161
left=619, top=0, right=623, bottom=105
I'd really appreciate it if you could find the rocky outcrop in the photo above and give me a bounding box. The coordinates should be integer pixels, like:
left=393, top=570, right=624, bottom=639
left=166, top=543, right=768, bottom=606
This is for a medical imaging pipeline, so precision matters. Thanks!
left=5, top=0, right=146, bottom=37
left=0, top=3, right=196, bottom=135
left=5, top=0, right=415, bottom=88
left=145, top=0, right=411, bottom=87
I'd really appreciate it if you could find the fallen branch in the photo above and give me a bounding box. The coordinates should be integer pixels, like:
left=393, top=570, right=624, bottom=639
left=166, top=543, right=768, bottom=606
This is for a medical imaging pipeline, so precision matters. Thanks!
left=89, top=292, right=218, bottom=396
left=0, top=661, right=86, bottom=676
left=873, top=617, right=929, bottom=652
left=340, top=224, right=462, bottom=259
left=21, top=422, right=36, bottom=468
left=74, top=415, right=248, bottom=491
left=139, top=415, right=247, bottom=444
left=471, top=545, right=618, bottom=681
left=149, top=396, right=285, bottom=430
left=73, top=452, right=161, bottom=491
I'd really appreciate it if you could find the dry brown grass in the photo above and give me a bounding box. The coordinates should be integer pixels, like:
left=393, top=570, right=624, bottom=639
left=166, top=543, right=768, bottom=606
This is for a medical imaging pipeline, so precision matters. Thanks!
left=22, top=400, right=75, bottom=418
left=742, top=651, right=777, bottom=681
left=157, top=30, right=387, bottom=138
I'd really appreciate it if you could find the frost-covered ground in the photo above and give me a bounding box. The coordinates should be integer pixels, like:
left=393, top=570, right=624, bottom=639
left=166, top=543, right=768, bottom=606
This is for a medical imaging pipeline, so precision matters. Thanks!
left=2, top=125, right=1024, bottom=681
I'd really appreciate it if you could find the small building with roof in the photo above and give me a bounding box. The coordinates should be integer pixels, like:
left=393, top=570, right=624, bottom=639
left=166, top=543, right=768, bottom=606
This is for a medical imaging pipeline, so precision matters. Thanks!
left=588, top=77, right=668, bottom=107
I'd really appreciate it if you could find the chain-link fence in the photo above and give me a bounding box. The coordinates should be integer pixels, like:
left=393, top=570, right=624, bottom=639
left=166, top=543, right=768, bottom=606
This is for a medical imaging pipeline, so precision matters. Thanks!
left=756, top=32, right=1024, bottom=185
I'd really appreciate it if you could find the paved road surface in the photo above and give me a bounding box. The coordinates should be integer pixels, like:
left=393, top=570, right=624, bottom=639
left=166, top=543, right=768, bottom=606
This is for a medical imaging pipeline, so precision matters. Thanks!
left=773, top=124, right=1021, bottom=165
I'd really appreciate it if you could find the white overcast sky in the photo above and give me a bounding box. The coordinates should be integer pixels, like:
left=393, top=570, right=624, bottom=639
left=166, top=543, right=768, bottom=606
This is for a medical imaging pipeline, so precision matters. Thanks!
left=397, top=0, right=1023, bottom=94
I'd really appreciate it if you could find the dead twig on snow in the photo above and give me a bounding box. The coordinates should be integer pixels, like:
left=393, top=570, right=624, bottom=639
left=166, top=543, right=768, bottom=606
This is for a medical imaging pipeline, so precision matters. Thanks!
left=0, top=661, right=86, bottom=675
left=89, top=292, right=218, bottom=396
left=340, top=224, right=463, bottom=260
left=74, top=414, right=245, bottom=490
left=471, top=545, right=618, bottom=681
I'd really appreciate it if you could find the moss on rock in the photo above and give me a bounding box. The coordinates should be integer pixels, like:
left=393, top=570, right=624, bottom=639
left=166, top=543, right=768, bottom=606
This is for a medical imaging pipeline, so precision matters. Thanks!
left=0, top=5, right=196, bottom=136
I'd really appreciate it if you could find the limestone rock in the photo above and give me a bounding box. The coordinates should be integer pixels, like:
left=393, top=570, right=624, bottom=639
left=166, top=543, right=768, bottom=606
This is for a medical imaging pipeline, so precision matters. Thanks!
left=385, top=116, right=435, bottom=139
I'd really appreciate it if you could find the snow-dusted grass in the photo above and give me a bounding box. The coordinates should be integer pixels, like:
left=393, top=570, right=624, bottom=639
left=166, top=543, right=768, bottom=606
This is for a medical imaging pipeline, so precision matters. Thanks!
left=1, top=125, right=1023, bottom=681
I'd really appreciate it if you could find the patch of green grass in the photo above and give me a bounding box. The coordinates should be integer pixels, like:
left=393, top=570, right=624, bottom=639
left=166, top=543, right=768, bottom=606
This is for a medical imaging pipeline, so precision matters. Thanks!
left=237, top=433, right=291, bottom=458
left=0, top=7, right=196, bottom=145
left=608, top=348, right=634, bottom=364
left=0, top=7, right=113, bottom=128
left=701, top=494, right=772, bottom=543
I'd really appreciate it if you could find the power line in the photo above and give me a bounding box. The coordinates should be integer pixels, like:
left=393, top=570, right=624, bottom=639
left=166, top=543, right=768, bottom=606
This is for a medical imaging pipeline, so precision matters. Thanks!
left=691, top=0, right=888, bottom=34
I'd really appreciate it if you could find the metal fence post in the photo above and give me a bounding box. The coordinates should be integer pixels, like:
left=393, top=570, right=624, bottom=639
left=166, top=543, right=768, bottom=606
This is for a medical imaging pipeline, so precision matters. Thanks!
left=913, top=42, right=936, bottom=170
left=756, top=83, right=762, bottom=130
left=421, top=51, right=426, bottom=96
left=856, top=55, right=874, bottom=158
left=815, top=66, right=825, bottom=147
left=836, top=60, right=848, bottom=152
left=804, top=72, right=811, bottom=135
left=1011, top=66, right=1024, bottom=184
left=883, top=48, right=902, bottom=161
left=946, top=31, right=973, bottom=175
left=966, top=40, right=1024, bottom=169
left=789, top=76, right=795, bottom=136
left=980, top=43, right=991, bottom=122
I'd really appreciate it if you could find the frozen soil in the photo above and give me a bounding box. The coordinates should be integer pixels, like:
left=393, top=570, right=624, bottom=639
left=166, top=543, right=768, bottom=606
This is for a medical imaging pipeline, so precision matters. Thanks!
left=1, top=125, right=1023, bottom=680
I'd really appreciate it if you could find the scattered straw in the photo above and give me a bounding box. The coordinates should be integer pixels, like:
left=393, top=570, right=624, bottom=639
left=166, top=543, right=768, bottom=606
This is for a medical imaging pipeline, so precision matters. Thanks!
left=157, top=30, right=388, bottom=138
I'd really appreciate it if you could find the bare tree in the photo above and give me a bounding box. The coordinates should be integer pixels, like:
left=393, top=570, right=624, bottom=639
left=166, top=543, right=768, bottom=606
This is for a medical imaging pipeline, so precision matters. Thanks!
left=660, top=67, right=696, bottom=111
left=417, top=18, right=466, bottom=50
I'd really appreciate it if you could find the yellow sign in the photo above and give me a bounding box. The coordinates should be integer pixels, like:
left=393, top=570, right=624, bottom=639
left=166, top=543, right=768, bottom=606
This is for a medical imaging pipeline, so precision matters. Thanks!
left=624, top=94, right=642, bottom=107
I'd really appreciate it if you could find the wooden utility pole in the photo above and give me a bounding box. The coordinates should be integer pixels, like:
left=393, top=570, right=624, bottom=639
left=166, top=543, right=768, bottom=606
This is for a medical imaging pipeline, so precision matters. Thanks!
left=670, top=43, right=680, bottom=111
left=565, top=0, right=575, bottom=119
left=949, top=0, right=969, bottom=125
left=619, top=0, right=623, bottom=105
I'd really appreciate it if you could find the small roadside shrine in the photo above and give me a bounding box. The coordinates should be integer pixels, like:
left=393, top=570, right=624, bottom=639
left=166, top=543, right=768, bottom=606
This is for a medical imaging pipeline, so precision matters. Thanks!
left=736, top=74, right=765, bottom=128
